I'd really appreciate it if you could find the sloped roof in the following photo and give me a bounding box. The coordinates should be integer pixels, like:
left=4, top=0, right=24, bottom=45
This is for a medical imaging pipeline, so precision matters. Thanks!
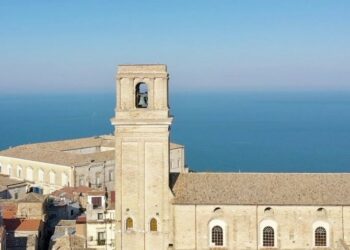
left=172, top=173, right=350, bottom=205
left=4, top=219, right=41, bottom=232
left=51, top=186, right=97, bottom=198
left=0, top=136, right=182, bottom=167
left=18, top=192, right=46, bottom=203
left=0, top=136, right=115, bottom=166
left=170, top=143, right=184, bottom=150
left=0, top=174, right=28, bottom=188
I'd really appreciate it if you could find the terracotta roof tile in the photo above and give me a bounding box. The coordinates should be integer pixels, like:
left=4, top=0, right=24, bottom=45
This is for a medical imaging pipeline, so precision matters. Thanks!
left=172, top=173, right=350, bottom=205
left=0, top=136, right=182, bottom=167
left=4, top=219, right=41, bottom=232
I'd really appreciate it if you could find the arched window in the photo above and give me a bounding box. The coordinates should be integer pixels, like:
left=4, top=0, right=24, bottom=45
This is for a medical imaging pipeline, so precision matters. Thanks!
left=61, top=172, right=68, bottom=186
left=38, top=169, right=44, bottom=183
left=209, top=219, right=226, bottom=247
left=315, top=227, right=327, bottom=246
left=17, top=166, right=22, bottom=178
left=8, top=165, right=12, bottom=176
left=150, top=218, right=157, bottom=232
left=26, top=167, right=33, bottom=181
left=263, top=226, right=275, bottom=247
left=212, top=226, right=223, bottom=246
left=49, top=171, right=56, bottom=185
left=126, top=217, right=133, bottom=230
left=135, top=82, right=148, bottom=108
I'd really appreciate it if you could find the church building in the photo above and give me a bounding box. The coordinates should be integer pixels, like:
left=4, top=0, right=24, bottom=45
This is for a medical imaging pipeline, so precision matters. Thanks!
left=112, top=64, right=350, bottom=250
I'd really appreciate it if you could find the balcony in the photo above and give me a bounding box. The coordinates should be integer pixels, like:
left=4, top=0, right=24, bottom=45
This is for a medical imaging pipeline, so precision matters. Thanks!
left=97, top=239, right=106, bottom=246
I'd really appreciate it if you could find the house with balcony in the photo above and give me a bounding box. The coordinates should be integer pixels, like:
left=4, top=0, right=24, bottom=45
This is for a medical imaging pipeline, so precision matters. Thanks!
left=86, top=191, right=115, bottom=249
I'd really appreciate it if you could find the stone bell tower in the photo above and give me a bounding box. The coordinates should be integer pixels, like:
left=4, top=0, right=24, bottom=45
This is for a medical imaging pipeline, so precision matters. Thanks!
left=112, top=65, right=173, bottom=250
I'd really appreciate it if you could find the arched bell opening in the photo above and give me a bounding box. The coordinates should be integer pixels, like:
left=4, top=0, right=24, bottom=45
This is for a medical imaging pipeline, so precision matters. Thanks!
left=135, top=82, right=148, bottom=108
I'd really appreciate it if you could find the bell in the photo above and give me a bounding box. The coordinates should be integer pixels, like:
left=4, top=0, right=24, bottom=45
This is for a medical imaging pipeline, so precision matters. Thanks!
left=137, top=93, right=148, bottom=108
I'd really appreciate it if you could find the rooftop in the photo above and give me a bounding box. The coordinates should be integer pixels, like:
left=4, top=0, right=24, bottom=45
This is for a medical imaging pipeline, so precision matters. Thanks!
left=0, top=136, right=182, bottom=167
left=4, top=218, right=41, bottom=232
left=18, top=192, right=46, bottom=203
left=51, top=186, right=98, bottom=200
left=0, top=174, right=29, bottom=189
left=172, top=173, right=350, bottom=206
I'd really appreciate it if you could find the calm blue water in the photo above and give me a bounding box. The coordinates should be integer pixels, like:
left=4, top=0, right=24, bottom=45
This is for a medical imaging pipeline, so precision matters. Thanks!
left=1, top=92, right=350, bottom=173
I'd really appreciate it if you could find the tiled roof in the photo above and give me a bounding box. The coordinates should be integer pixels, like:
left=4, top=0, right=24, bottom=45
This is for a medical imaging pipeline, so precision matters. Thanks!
left=76, top=215, right=86, bottom=224
left=4, top=219, right=41, bottom=232
left=18, top=192, right=46, bottom=203
left=87, top=191, right=106, bottom=196
left=0, top=135, right=182, bottom=167
left=51, top=186, right=98, bottom=200
left=0, top=136, right=115, bottom=166
left=0, top=174, right=28, bottom=187
left=172, top=173, right=350, bottom=205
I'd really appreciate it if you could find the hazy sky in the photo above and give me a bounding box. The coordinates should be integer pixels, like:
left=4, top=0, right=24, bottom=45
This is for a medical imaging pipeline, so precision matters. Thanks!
left=0, top=1, right=349, bottom=93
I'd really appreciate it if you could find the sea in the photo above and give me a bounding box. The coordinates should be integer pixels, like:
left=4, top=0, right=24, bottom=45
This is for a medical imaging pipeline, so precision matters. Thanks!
left=0, top=91, right=350, bottom=173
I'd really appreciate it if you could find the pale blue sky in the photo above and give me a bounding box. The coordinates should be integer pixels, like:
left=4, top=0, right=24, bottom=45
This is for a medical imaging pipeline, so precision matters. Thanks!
left=0, top=1, right=349, bottom=93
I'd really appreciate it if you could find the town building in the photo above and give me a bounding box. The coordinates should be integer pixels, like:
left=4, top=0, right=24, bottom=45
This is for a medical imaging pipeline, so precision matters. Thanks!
left=86, top=191, right=115, bottom=249
left=0, top=174, right=31, bottom=200
left=0, top=192, right=47, bottom=250
left=0, top=136, right=186, bottom=195
left=2, top=64, right=350, bottom=249
left=49, top=219, right=87, bottom=250
left=112, top=64, right=350, bottom=250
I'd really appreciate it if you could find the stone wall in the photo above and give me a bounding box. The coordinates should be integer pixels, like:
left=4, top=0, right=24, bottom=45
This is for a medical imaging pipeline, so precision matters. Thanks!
left=0, top=157, right=72, bottom=194
left=173, top=204, right=350, bottom=250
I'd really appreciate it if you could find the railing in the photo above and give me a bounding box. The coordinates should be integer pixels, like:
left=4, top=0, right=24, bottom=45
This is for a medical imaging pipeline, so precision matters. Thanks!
left=97, top=239, right=106, bottom=245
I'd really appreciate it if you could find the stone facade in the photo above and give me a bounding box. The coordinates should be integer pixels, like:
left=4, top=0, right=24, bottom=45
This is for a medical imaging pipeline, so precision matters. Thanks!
left=0, top=157, right=72, bottom=194
left=112, top=65, right=173, bottom=250
left=0, top=136, right=184, bottom=196
left=173, top=205, right=350, bottom=250
left=86, top=192, right=116, bottom=249
left=113, top=64, right=350, bottom=250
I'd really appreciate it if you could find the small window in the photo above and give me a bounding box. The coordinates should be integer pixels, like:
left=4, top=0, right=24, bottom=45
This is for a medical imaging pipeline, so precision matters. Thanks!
left=150, top=218, right=157, bottom=232
left=109, top=170, right=113, bottom=181
left=79, top=175, right=85, bottom=186
left=96, top=173, right=101, bottom=186
left=91, top=196, right=102, bottom=209
left=126, top=217, right=133, bottom=230
left=212, top=226, right=223, bottom=246
left=71, top=210, right=74, bottom=216
left=135, top=82, right=148, bottom=108
left=315, top=227, right=327, bottom=246
left=98, top=213, right=103, bottom=220
left=14, top=193, right=18, bottom=199
left=97, top=232, right=105, bottom=245
left=263, top=226, right=275, bottom=247
left=317, top=207, right=327, bottom=217
left=264, top=207, right=274, bottom=216
left=213, top=207, right=222, bottom=213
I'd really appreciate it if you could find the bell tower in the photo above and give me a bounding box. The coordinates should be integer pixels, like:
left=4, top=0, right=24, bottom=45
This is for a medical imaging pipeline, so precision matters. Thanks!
left=112, top=65, right=173, bottom=250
